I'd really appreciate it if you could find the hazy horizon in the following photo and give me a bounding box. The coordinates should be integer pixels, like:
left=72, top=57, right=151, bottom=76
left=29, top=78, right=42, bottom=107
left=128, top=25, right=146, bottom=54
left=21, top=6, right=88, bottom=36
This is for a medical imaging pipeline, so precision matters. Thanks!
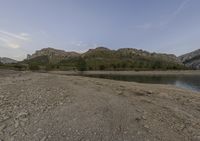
left=0, top=0, right=200, bottom=60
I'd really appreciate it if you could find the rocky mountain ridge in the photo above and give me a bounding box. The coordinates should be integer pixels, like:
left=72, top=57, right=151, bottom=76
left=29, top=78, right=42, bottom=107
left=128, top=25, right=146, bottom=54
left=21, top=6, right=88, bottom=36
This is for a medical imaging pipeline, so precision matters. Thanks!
left=27, top=47, right=181, bottom=62
left=27, top=47, right=80, bottom=63
left=25, top=47, right=185, bottom=70
left=179, top=49, right=200, bottom=69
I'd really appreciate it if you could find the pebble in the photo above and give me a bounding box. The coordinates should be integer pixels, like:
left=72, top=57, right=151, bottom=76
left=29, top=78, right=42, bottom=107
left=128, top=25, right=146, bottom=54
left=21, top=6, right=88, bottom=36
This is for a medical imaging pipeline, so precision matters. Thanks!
left=17, top=112, right=29, bottom=119
left=116, top=90, right=123, bottom=95
left=9, top=137, right=14, bottom=141
left=0, top=124, right=6, bottom=132
left=142, top=116, right=147, bottom=120
left=137, top=131, right=141, bottom=135
left=144, top=125, right=149, bottom=129
left=193, top=136, right=200, bottom=141
left=14, top=120, right=19, bottom=128
left=40, top=136, right=47, bottom=141
left=2, top=114, right=10, bottom=120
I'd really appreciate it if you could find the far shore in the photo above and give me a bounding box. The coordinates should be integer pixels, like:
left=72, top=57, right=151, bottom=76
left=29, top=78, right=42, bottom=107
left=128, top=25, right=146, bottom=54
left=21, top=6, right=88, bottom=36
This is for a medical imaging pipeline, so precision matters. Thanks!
left=49, top=70, right=200, bottom=76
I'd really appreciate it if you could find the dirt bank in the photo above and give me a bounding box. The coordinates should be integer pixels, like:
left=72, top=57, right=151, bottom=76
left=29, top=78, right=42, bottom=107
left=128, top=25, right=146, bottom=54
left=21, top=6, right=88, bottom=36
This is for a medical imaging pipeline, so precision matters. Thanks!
left=0, top=70, right=200, bottom=141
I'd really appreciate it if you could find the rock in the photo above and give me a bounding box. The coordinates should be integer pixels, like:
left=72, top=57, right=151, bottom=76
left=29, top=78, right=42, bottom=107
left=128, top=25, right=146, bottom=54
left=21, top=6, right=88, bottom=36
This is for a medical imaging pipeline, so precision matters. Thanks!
left=137, top=131, right=141, bottom=135
left=179, top=49, right=200, bottom=69
left=10, top=131, right=17, bottom=136
left=0, top=124, right=6, bottom=132
left=1, top=114, right=10, bottom=121
left=40, top=136, right=47, bottom=141
left=192, top=136, right=200, bottom=141
left=0, top=95, right=4, bottom=99
left=14, top=120, right=19, bottom=128
left=9, top=137, right=14, bottom=141
left=37, top=128, right=42, bottom=132
left=116, top=90, right=123, bottom=95
left=135, top=117, right=141, bottom=122
left=146, top=90, right=153, bottom=95
left=144, top=125, right=149, bottom=129
left=17, top=112, right=29, bottom=120
left=142, top=116, right=147, bottom=120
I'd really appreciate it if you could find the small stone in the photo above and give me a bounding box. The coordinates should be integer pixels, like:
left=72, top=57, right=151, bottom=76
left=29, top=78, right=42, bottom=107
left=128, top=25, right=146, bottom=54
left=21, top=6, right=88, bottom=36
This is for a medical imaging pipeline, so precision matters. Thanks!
left=135, top=117, right=141, bottom=122
left=146, top=90, right=153, bottom=95
left=40, top=136, right=46, bottom=141
left=193, top=136, right=200, bottom=141
left=14, top=120, right=19, bottom=128
left=0, top=124, right=6, bottom=132
left=137, top=131, right=141, bottom=135
left=144, top=125, right=149, bottom=129
left=17, top=112, right=29, bottom=119
left=62, top=133, right=66, bottom=136
left=142, top=116, right=147, bottom=120
left=2, top=115, right=10, bottom=120
left=9, top=137, right=14, bottom=141
left=116, top=91, right=123, bottom=95
left=0, top=95, right=4, bottom=99
left=10, top=131, right=17, bottom=136
left=37, top=128, right=42, bottom=132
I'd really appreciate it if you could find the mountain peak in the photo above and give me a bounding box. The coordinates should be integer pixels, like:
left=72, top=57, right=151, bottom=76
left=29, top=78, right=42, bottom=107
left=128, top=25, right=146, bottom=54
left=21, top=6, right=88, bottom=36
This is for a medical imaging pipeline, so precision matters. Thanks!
left=27, top=47, right=80, bottom=63
left=95, top=47, right=110, bottom=51
left=179, top=48, right=200, bottom=69
left=0, top=57, right=18, bottom=64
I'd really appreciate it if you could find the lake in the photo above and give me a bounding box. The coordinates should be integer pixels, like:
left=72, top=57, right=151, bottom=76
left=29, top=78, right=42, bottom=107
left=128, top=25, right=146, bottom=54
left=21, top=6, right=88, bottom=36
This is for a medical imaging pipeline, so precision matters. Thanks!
left=83, top=74, right=200, bottom=92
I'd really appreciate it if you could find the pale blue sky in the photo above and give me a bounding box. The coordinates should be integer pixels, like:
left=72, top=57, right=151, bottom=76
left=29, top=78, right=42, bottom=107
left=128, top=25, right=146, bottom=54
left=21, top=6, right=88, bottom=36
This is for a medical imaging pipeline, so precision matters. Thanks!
left=0, top=0, right=200, bottom=60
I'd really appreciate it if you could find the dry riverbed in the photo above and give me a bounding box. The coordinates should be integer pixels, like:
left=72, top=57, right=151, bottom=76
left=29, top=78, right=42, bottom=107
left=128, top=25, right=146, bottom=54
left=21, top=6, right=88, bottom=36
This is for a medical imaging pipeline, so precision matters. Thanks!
left=0, top=70, right=200, bottom=141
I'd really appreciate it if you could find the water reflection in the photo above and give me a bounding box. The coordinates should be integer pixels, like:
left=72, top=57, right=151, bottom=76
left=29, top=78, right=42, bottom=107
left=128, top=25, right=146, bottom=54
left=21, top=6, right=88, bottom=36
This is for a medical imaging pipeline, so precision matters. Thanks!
left=84, top=74, right=200, bottom=92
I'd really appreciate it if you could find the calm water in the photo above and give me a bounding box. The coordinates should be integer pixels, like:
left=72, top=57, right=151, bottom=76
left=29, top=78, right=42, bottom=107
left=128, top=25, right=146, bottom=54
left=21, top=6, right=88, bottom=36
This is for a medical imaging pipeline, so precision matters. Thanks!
left=84, top=74, right=200, bottom=92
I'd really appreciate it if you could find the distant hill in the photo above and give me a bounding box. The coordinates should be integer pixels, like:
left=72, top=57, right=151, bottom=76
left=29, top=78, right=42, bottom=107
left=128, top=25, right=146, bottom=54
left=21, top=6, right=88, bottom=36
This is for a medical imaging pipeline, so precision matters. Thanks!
left=0, top=57, right=18, bottom=64
left=179, top=49, right=200, bottom=69
left=25, top=47, right=185, bottom=71
left=26, top=47, right=80, bottom=63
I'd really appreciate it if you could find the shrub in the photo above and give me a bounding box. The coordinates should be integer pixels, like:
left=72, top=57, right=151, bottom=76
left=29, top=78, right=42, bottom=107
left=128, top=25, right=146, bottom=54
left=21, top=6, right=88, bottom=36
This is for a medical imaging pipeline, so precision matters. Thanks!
left=76, top=57, right=87, bottom=71
left=29, top=63, right=40, bottom=70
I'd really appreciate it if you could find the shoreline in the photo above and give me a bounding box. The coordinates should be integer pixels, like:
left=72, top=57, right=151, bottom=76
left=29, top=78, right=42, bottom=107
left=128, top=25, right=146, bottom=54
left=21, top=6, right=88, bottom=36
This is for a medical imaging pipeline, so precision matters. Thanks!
left=0, top=71, right=200, bottom=140
left=49, top=70, right=200, bottom=76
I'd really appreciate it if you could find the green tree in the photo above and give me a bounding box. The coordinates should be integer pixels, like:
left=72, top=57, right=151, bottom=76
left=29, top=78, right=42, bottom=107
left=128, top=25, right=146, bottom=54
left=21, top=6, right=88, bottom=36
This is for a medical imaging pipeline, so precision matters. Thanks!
left=76, top=57, right=87, bottom=71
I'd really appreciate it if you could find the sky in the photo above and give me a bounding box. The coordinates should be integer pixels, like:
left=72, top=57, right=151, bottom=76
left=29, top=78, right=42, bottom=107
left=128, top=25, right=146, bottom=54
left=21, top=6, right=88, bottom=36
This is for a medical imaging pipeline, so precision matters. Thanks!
left=0, top=0, right=200, bottom=60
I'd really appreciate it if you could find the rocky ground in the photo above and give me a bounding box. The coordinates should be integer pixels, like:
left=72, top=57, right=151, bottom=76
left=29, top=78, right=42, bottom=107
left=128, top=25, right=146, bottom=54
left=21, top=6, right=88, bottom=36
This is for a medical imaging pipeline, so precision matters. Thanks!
left=0, top=70, right=200, bottom=141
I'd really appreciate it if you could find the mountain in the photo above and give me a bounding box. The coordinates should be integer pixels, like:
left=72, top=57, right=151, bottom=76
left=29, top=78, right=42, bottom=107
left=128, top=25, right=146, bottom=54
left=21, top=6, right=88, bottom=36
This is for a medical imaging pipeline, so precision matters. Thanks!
left=82, top=47, right=183, bottom=70
left=0, top=57, right=18, bottom=64
left=179, top=49, right=200, bottom=69
left=26, top=47, right=80, bottom=64
left=25, top=47, right=185, bottom=70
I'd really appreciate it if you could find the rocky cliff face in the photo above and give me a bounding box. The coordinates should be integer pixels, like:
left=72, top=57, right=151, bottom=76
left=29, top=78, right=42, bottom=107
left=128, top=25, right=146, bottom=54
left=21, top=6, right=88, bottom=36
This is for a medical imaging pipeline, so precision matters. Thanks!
left=179, top=49, right=200, bottom=69
left=25, top=47, right=185, bottom=70
left=27, top=48, right=80, bottom=63
left=0, top=57, right=18, bottom=64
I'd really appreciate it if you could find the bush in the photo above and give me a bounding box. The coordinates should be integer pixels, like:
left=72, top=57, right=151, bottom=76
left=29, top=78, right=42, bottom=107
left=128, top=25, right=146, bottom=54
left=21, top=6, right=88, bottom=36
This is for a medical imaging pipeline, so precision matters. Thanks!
left=76, top=57, right=87, bottom=71
left=45, top=64, right=56, bottom=71
left=29, top=63, right=40, bottom=70
left=99, top=65, right=106, bottom=70
left=13, top=64, right=27, bottom=71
